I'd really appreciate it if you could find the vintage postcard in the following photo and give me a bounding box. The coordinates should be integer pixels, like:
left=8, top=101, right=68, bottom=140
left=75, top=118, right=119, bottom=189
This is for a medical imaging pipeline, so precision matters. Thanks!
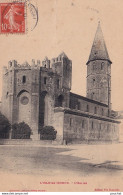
left=0, top=0, right=123, bottom=192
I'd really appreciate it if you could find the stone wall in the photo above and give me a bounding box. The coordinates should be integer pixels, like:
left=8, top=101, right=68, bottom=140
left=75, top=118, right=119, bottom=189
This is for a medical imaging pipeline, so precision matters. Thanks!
left=53, top=108, right=64, bottom=143
left=63, top=109, right=119, bottom=143
left=70, top=92, right=109, bottom=117
left=1, top=62, right=40, bottom=140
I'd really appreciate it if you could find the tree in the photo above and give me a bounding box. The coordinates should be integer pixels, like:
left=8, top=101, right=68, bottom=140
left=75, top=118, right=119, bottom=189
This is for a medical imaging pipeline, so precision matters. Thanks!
left=40, top=126, right=57, bottom=140
left=0, top=112, right=11, bottom=138
left=12, top=122, right=32, bottom=139
left=0, top=112, right=11, bottom=132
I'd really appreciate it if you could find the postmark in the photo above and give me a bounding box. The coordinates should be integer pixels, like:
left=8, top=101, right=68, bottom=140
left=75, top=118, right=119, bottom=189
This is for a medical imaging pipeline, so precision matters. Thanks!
left=0, top=2, right=25, bottom=33
left=27, top=0, right=38, bottom=31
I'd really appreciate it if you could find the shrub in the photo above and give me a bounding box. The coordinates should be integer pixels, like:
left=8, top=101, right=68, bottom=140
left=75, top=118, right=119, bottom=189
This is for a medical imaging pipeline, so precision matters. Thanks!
left=0, top=112, right=11, bottom=133
left=12, top=122, right=32, bottom=139
left=40, top=126, right=57, bottom=140
left=12, top=122, right=32, bottom=134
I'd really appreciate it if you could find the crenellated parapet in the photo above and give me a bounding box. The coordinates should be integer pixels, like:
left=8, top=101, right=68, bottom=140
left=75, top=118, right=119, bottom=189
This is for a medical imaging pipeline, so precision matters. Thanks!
left=4, top=59, right=41, bottom=73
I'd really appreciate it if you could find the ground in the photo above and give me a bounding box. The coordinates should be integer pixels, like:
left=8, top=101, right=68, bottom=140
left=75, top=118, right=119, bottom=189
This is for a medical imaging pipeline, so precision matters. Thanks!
left=0, top=142, right=123, bottom=192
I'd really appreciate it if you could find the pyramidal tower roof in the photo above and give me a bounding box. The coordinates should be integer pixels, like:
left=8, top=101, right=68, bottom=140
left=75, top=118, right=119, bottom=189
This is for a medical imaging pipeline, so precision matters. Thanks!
left=87, top=22, right=112, bottom=64
left=58, top=52, right=68, bottom=59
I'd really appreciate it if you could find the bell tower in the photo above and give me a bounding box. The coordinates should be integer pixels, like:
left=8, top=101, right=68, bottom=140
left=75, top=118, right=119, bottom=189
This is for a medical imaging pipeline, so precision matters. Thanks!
left=51, top=52, right=72, bottom=107
left=86, top=22, right=112, bottom=108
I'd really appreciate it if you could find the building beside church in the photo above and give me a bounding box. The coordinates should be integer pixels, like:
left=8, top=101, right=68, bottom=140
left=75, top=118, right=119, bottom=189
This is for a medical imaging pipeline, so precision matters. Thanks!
left=1, top=23, right=120, bottom=143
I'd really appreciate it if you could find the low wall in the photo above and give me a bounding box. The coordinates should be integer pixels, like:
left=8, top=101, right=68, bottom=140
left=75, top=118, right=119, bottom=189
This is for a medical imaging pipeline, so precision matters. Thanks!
left=0, top=139, right=53, bottom=145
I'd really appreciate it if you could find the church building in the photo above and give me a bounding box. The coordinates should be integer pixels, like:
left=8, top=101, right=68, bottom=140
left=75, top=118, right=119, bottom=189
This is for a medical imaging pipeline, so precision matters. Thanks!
left=1, top=23, right=120, bottom=143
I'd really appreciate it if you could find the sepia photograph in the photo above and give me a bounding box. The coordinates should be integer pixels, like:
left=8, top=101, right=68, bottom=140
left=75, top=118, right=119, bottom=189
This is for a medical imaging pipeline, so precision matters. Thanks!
left=0, top=0, right=123, bottom=192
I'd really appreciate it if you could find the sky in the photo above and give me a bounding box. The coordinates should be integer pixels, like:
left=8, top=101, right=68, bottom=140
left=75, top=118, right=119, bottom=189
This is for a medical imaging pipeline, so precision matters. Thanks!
left=0, top=0, right=123, bottom=111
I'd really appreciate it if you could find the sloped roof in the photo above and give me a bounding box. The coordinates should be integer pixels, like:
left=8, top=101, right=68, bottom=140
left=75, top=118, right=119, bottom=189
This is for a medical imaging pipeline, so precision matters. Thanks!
left=87, top=22, right=112, bottom=64
left=58, top=52, right=68, bottom=59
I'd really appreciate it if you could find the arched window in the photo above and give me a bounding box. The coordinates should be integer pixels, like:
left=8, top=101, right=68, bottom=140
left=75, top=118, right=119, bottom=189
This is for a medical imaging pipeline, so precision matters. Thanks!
left=70, top=118, right=73, bottom=127
left=57, top=95, right=64, bottom=107
left=102, top=108, right=104, bottom=116
left=93, top=78, right=95, bottom=85
left=101, top=62, right=104, bottom=70
left=93, top=62, right=96, bottom=70
left=82, top=120, right=84, bottom=128
left=76, top=102, right=80, bottom=110
left=114, top=125, right=115, bottom=132
left=94, top=107, right=97, bottom=114
left=91, top=92, right=95, bottom=99
left=93, top=65, right=96, bottom=70
left=35, top=75, right=37, bottom=82
left=86, top=105, right=89, bottom=112
left=92, top=121, right=94, bottom=129
left=6, top=92, right=9, bottom=98
left=107, top=124, right=110, bottom=132
left=57, top=79, right=60, bottom=89
left=44, top=77, right=47, bottom=84
left=22, top=76, right=26, bottom=84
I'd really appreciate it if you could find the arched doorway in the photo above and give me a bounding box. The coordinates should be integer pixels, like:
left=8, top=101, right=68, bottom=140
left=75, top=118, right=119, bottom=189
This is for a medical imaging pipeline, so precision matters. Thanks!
left=57, top=95, right=64, bottom=107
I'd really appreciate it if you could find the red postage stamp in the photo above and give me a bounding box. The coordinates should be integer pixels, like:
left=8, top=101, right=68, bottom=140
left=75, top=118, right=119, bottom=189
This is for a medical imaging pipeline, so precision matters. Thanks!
left=0, top=2, right=25, bottom=33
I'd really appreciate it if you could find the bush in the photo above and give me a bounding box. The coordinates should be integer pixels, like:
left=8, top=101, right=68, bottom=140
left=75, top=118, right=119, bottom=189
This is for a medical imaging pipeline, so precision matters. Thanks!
left=12, top=122, right=32, bottom=139
left=0, top=112, right=11, bottom=133
left=12, top=122, right=32, bottom=134
left=40, top=126, right=57, bottom=140
left=0, top=112, right=11, bottom=139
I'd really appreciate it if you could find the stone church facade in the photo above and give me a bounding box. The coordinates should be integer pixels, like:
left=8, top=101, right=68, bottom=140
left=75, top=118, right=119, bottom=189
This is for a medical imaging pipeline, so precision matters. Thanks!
left=1, top=23, right=120, bottom=143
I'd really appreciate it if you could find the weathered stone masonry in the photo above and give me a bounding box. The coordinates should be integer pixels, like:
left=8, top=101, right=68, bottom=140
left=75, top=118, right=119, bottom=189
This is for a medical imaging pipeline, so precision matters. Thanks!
left=1, top=23, right=120, bottom=143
